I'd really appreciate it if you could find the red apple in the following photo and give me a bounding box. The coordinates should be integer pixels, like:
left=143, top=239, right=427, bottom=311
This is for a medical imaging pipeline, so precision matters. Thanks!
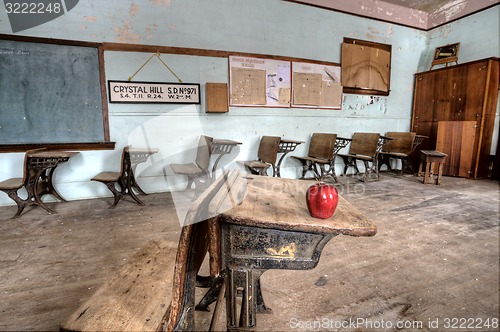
left=306, top=182, right=339, bottom=219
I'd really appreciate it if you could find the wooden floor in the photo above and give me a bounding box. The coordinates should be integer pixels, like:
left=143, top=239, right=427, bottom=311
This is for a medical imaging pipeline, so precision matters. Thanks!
left=0, top=173, right=498, bottom=331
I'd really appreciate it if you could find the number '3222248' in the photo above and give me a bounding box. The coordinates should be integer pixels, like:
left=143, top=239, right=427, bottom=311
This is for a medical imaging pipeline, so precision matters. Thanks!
left=5, top=2, right=63, bottom=14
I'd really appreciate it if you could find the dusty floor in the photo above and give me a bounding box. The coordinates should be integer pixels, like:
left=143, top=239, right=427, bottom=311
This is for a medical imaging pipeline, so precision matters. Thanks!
left=0, top=172, right=499, bottom=331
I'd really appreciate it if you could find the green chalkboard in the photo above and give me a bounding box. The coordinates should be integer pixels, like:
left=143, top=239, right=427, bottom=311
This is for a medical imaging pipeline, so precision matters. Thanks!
left=0, top=38, right=105, bottom=145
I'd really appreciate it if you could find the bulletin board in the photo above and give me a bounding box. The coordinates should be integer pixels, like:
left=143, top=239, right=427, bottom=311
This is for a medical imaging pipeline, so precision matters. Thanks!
left=291, top=61, right=342, bottom=109
left=229, top=56, right=291, bottom=107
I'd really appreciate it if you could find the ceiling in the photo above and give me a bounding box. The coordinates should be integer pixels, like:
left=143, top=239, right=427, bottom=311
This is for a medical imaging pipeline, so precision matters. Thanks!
left=283, top=0, right=499, bottom=30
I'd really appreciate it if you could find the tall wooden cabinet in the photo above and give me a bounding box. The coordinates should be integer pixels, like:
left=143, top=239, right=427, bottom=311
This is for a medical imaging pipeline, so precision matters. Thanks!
left=411, top=58, right=499, bottom=179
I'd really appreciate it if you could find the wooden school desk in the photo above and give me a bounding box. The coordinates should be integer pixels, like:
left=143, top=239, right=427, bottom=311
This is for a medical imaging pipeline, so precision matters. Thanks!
left=210, top=173, right=377, bottom=330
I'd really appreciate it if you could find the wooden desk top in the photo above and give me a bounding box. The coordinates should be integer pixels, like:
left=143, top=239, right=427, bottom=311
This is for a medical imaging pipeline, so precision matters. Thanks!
left=30, top=151, right=79, bottom=158
left=420, top=150, right=447, bottom=157
left=219, top=175, right=377, bottom=237
left=128, top=148, right=159, bottom=154
left=279, top=138, right=304, bottom=144
left=212, top=139, right=242, bottom=145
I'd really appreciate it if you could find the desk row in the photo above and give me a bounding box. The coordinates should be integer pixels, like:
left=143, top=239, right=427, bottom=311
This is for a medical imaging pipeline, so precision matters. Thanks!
left=0, top=132, right=425, bottom=218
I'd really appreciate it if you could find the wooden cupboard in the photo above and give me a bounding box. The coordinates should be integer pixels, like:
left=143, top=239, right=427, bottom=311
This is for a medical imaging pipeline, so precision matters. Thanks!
left=411, top=58, right=499, bottom=179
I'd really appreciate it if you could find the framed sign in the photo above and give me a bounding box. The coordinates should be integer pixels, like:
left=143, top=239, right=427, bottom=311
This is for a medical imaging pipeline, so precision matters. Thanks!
left=431, top=43, right=460, bottom=69
left=108, top=81, right=200, bottom=104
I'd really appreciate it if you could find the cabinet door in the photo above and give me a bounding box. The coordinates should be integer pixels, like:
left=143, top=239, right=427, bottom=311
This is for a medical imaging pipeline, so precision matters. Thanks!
left=433, top=69, right=452, bottom=121
left=412, top=72, right=435, bottom=122
left=464, top=61, right=488, bottom=121
left=448, top=66, right=468, bottom=121
left=436, top=121, right=476, bottom=177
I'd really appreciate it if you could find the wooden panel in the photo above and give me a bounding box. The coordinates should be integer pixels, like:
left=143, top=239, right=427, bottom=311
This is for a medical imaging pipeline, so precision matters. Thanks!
left=206, top=83, right=229, bottom=113
left=341, top=38, right=391, bottom=96
left=448, top=66, right=468, bottom=121
left=464, top=60, right=488, bottom=121
left=481, top=59, right=499, bottom=116
left=349, top=133, right=380, bottom=156
left=384, top=132, right=416, bottom=154
left=473, top=59, right=499, bottom=178
left=61, top=240, right=178, bottom=332
left=433, top=69, right=451, bottom=121
left=475, top=113, right=496, bottom=178
left=412, top=73, right=435, bottom=122
left=436, top=121, right=476, bottom=177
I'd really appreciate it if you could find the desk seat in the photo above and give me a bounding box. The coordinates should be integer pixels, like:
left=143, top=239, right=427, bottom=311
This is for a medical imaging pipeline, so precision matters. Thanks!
left=378, top=132, right=417, bottom=174
left=0, top=177, right=23, bottom=190
left=62, top=170, right=234, bottom=332
left=170, top=135, right=213, bottom=197
left=240, top=136, right=281, bottom=177
left=0, top=148, right=76, bottom=218
left=292, top=133, right=338, bottom=182
left=92, top=146, right=158, bottom=208
left=338, top=132, right=381, bottom=182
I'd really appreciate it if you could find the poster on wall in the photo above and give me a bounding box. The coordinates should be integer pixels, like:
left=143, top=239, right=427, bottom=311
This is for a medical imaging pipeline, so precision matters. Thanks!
left=291, top=61, right=342, bottom=109
left=229, top=56, right=291, bottom=107
left=108, top=81, right=200, bottom=104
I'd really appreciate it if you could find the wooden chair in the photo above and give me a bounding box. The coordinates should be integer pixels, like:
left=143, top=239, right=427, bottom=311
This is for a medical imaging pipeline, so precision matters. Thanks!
left=170, top=135, right=213, bottom=197
left=91, top=146, right=144, bottom=208
left=240, top=136, right=281, bottom=176
left=61, top=170, right=234, bottom=332
left=291, top=133, right=338, bottom=182
left=338, top=132, right=381, bottom=181
left=0, top=148, right=46, bottom=218
left=378, top=132, right=416, bottom=174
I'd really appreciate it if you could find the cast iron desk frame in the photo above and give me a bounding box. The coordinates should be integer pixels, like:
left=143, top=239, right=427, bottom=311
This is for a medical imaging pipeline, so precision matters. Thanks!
left=119, top=148, right=159, bottom=206
left=276, top=139, right=304, bottom=177
left=210, top=139, right=242, bottom=180
left=21, top=150, right=78, bottom=217
left=312, top=136, right=351, bottom=182
left=217, top=176, right=377, bottom=330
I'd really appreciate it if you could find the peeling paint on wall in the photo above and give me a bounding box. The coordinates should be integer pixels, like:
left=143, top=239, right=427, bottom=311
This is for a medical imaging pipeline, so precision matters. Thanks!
left=150, top=0, right=172, bottom=6
left=430, top=0, right=467, bottom=21
left=112, top=3, right=142, bottom=43
left=130, top=3, right=140, bottom=16
left=114, top=22, right=141, bottom=43
left=343, top=95, right=389, bottom=115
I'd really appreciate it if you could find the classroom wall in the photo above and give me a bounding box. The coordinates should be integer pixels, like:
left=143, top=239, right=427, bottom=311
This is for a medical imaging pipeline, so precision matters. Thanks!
left=0, top=1, right=499, bottom=206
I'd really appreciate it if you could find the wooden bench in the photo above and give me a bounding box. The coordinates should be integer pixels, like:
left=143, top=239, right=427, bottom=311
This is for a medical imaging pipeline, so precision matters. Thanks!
left=291, top=133, right=338, bottom=182
left=240, top=136, right=281, bottom=177
left=61, top=170, right=235, bottom=332
left=338, top=132, right=381, bottom=181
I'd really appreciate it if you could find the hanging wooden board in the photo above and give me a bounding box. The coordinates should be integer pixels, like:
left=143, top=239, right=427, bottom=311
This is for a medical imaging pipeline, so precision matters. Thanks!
left=206, top=83, right=229, bottom=113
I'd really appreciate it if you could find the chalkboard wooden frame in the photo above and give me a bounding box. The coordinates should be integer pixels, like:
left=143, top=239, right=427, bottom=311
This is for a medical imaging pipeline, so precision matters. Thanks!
left=0, top=34, right=114, bottom=152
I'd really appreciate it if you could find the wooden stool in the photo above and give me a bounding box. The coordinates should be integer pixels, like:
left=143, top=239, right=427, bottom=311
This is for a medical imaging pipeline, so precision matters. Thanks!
left=418, top=150, right=447, bottom=185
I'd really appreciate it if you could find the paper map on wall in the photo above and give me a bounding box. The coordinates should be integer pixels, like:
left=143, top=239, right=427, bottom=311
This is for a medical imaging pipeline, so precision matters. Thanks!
left=229, top=56, right=291, bottom=107
left=291, top=62, right=342, bottom=109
